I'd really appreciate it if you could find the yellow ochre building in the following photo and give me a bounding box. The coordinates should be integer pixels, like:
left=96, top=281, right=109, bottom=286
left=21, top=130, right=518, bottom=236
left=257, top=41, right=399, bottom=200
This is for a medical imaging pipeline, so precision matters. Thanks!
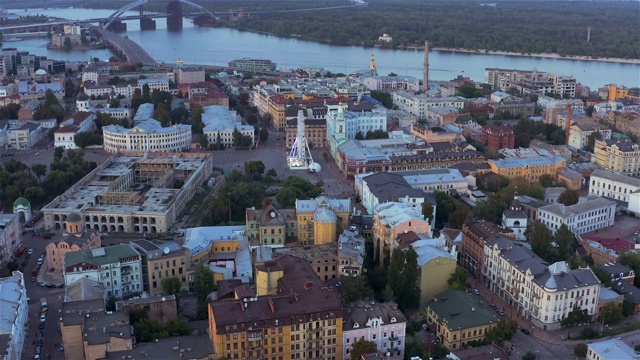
left=488, top=155, right=566, bottom=182
left=295, top=196, right=350, bottom=245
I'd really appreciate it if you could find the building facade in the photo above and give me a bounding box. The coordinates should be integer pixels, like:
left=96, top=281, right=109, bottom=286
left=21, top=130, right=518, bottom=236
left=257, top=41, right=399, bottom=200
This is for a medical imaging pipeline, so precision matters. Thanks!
left=592, top=139, right=640, bottom=177
left=102, top=119, right=192, bottom=153
left=488, top=156, right=566, bottom=181
left=460, top=221, right=508, bottom=279
left=393, top=91, right=464, bottom=118
left=295, top=196, right=350, bottom=246
left=343, top=300, right=407, bottom=360
left=0, top=213, right=21, bottom=270
left=483, top=236, right=600, bottom=330
left=537, top=195, right=616, bottom=235
left=209, top=255, right=343, bottom=360
left=45, top=215, right=102, bottom=273
left=63, top=244, right=143, bottom=298
left=202, top=105, right=255, bottom=148
left=568, top=122, right=612, bottom=150
left=326, top=102, right=387, bottom=140
left=130, top=240, right=190, bottom=296
left=0, top=271, right=29, bottom=360
left=481, top=124, right=515, bottom=150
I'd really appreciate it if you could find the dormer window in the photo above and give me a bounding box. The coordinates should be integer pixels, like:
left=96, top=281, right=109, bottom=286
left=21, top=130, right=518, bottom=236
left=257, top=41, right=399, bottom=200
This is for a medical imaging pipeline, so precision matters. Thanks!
left=390, top=317, right=397, bottom=323
left=353, top=322, right=359, bottom=328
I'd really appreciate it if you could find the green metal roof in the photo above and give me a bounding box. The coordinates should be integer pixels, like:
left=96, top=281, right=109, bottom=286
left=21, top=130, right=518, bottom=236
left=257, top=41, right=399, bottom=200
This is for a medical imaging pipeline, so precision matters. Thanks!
left=64, top=244, right=140, bottom=268
left=427, top=289, right=498, bottom=330
left=13, top=197, right=30, bottom=207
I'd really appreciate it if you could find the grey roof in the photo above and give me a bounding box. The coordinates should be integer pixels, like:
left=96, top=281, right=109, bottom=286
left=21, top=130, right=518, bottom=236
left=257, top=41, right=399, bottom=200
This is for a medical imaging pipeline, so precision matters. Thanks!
left=539, top=195, right=615, bottom=217
left=601, top=263, right=634, bottom=277
left=517, top=195, right=548, bottom=209
left=611, top=281, right=640, bottom=304
left=503, top=209, right=527, bottom=219
left=362, top=172, right=424, bottom=203
left=343, top=300, right=407, bottom=331
left=64, top=244, right=140, bottom=268
left=601, top=139, right=640, bottom=152
left=591, top=169, right=640, bottom=188
left=64, top=277, right=105, bottom=302
left=428, top=289, right=498, bottom=330
left=105, top=335, right=215, bottom=360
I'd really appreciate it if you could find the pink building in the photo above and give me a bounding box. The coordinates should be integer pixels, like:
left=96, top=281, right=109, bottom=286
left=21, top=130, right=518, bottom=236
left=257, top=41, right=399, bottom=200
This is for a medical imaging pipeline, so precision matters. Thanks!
left=343, top=300, right=407, bottom=360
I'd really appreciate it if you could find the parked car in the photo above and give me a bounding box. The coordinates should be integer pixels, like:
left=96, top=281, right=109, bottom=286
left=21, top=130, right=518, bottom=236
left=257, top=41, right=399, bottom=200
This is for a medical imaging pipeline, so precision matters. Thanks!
left=520, top=328, right=531, bottom=335
left=45, top=283, right=56, bottom=289
left=497, top=310, right=505, bottom=316
left=471, top=289, right=480, bottom=295
left=31, top=276, right=36, bottom=282
left=489, top=303, right=497, bottom=309
left=39, top=314, right=46, bottom=322
left=27, top=248, right=33, bottom=255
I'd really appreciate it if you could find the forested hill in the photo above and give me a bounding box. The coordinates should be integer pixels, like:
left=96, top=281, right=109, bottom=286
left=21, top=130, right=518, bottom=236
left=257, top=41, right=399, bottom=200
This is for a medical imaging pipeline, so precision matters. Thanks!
left=224, top=0, right=639, bottom=60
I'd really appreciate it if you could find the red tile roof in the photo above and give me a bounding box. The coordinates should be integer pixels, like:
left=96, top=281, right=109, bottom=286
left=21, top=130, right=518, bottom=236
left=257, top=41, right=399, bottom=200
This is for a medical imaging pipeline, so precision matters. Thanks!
left=56, top=125, right=80, bottom=133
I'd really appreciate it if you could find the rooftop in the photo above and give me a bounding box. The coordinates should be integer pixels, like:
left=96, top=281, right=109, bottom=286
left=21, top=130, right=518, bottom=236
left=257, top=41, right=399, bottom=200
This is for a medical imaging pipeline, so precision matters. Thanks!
left=103, top=118, right=191, bottom=135
left=591, top=169, right=640, bottom=188
left=0, top=272, right=25, bottom=334
left=296, top=196, right=350, bottom=214
left=428, top=289, right=498, bottom=330
left=106, top=334, right=215, bottom=360
left=183, top=226, right=247, bottom=258
left=489, top=155, right=565, bottom=169
left=64, top=244, right=140, bottom=269
left=202, top=105, right=254, bottom=132
left=539, top=195, right=615, bottom=218
left=343, top=300, right=407, bottom=331
left=587, top=338, right=640, bottom=360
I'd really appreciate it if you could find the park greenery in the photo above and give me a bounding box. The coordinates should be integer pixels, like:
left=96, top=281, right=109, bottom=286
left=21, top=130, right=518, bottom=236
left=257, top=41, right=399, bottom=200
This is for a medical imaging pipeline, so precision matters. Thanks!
left=387, top=248, right=420, bottom=311
left=349, top=340, right=377, bottom=360
left=0, top=149, right=95, bottom=211
left=193, top=263, right=216, bottom=319
left=128, top=311, right=192, bottom=342
left=473, top=175, right=544, bottom=224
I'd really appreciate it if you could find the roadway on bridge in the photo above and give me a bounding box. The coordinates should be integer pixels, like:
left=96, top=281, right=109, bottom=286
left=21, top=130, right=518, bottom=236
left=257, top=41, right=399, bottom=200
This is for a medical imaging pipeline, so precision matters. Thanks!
left=95, top=27, right=157, bottom=66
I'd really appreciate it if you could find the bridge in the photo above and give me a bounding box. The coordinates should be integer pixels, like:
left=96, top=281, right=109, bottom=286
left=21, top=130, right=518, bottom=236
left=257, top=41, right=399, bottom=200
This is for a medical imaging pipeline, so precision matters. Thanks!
left=94, top=27, right=157, bottom=66
left=0, top=0, right=367, bottom=33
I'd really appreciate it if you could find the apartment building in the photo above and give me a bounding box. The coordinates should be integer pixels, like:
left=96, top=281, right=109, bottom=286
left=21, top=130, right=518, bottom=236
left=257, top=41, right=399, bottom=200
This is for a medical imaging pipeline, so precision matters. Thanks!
left=586, top=339, right=639, bottom=360
left=273, top=243, right=339, bottom=281
left=592, top=139, right=640, bottom=177
left=372, top=202, right=431, bottom=267
left=412, top=239, right=458, bottom=302
left=393, top=91, right=464, bottom=118
left=326, top=102, right=387, bottom=140
left=483, top=236, right=600, bottom=330
left=343, top=300, right=407, bottom=360
left=461, top=221, right=510, bottom=279
left=363, top=75, right=420, bottom=92
left=0, top=213, right=22, bottom=269
left=202, top=105, right=255, bottom=148
left=209, top=255, right=343, bottom=360
left=568, top=122, right=611, bottom=150
left=426, top=289, right=499, bottom=350
left=481, top=124, right=515, bottom=150
left=285, top=118, right=327, bottom=149
left=130, top=240, right=190, bottom=296
left=45, top=215, right=101, bottom=272
left=137, top=78, right=170, bottom=93
left=295, top=196, right=350, bottom=245
left=484, top=68, right=576, bottom=98
left=245, top=204, right=296, bottom=247
left=103, top=119, right=192, bottom=153
left=488, top=156, right=566, bottom=181
left=63, top=244, right=143, bottom=298
left=537, top=195, right=616, bottom=235
left=589, top=169, right=640, bottom=205
left=0, top=272, right=29, bottom=360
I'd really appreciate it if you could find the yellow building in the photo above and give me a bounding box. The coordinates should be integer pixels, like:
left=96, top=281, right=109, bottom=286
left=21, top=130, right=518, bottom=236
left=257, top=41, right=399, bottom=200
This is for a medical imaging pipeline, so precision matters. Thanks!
left=246, top=204, right=296, bottom=247
left=182, top=226, right=247, bottom=264
left=295, top=196, right=350, bottom=245
left=412, top=241, right=458, bottom=303
left=130, top=240, right=191, bottom=296
left=488, top=155, right=566, bottom=181
left=273, top=243, right=339, bottom=282
left=426, top=289, right=499, bottom=351
left=607, top=84, right=629, bottom=101
left=592, top=139, right=640, bottom=178
left=209, top=255, right=343, bottom=360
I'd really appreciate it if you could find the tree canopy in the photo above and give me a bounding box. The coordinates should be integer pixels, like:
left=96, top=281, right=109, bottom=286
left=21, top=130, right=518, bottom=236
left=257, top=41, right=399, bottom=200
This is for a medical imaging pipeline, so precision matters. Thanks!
left=387, top=248, right=420, bottom=310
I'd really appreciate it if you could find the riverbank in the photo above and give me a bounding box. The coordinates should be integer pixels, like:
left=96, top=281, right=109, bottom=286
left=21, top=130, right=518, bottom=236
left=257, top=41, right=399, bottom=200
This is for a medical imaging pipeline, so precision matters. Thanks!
left=432, top=47, right=640, bottom=65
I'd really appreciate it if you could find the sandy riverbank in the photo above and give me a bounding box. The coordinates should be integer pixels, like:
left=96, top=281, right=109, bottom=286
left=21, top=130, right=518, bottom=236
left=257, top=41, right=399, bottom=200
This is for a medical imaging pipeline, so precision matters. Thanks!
left=431, top=47, right=640, bottom=65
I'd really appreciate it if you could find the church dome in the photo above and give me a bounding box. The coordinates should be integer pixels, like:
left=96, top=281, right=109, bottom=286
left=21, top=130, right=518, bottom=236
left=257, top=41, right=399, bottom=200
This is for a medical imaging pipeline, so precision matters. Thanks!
left=77, top=92, right=89, bottom=101
left=14, top=197, right=30, bottom=207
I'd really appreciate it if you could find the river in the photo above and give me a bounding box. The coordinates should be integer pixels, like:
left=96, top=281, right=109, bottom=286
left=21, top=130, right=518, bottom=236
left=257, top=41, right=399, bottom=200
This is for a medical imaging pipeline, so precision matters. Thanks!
left=6, top=7, right=640, bottom=89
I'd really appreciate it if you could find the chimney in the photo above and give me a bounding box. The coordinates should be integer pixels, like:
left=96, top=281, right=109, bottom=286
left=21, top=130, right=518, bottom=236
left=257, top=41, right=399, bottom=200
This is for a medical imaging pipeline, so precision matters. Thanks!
left=423, top=40, right=429, bottom=92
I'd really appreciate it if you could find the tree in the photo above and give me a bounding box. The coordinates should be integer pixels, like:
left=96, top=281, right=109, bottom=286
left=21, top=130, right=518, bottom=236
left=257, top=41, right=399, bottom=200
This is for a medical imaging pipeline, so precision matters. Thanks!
left=622, top=298, right=636, bottom=317
left=161, top=277, right=182, bottom=297
left=64, top=79, right=75, bottom=99
left=590, top=265, right=612, bottom=287
left=31, top=163, right=47, bottom=182
left=514, top=133, right=531, bottom=148
left=486, top=318, right=519, bottom=345
left=370, top=90, right=393, bottom=109
left=599, top=302, right=624, bottom=325
left=447, top=267, right=468, bottom=290
left=555, top=224, right=575, bottom=261
left=529, top=221, right=553, bottom=262
left=558, top=189, right=579, bottom=206
left=191, top=104, right=205, bottom=134
left=561, top=307, right=591, bottom=327
left=574, top=343, right=588, bottom=358
left=193, top=264, right=216, bottom=319
left=74, top=132, right=103, bottom=148
left=142, top=84, right=151, bottom=102
left=584, top=131, right=602, bottom=152
left=422, top=203, right=434, bottom=223
left=7, top=261, right=18, bottom=272
left=433, top=190, right=456, bottom=225
left=350, top=339, right=377, bottom=360
left=522, top=351, right=537, bottom=360
left=355, top=131, right=365, bottom=140
left=342, top=275, right=370, bottom=303
left=24, top=186, right=46, bottom=204
left=259, top=127, right=269, bottom=143
left=63, top=36, right=72, bottom=50
left=134, top=317, right=169, bottom=342
left=244, top=160, right=266, bottom=180
left=387, top=248, right=420, bottom=310
left=539, top=174, right=554, bottom=188
left=448, top=204, right=469, bottom=229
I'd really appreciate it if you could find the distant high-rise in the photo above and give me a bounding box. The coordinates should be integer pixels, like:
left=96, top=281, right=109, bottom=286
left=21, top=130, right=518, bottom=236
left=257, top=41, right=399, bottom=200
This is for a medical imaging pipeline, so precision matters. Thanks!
left=423, top=41, right=429, bottom=92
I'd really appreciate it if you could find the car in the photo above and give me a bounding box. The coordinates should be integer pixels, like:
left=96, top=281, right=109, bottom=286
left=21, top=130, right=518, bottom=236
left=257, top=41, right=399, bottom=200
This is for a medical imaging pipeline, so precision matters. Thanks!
left=39, top=322, right=45, bottom=329
left=497, top=310, right=505, bottom=316
left=31, top=276, right=36, bottom=282
left=37, top=281, right=46, bottom=287
left=489, top=303, right=497, bottom=309
left=40, top=314, right=46, bottom=322
left=34, top=152, right=40, bottom=156
left=33, top=355, right=40, bottom=360
left=45, top=283, right=56, bottom=288
left=471, top=289, right=480, bottom=295
left=27, top=248, right=33, bottom=255
left=57, top=283, right=64, bottom=288
left=520, top=328, right=531, bottom=335
left=35, top=346, right=41, bottom=355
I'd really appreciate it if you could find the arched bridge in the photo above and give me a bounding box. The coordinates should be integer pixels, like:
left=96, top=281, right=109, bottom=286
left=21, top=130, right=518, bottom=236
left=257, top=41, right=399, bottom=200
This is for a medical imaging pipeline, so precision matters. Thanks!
left=104, top=0, right=219, bottom=30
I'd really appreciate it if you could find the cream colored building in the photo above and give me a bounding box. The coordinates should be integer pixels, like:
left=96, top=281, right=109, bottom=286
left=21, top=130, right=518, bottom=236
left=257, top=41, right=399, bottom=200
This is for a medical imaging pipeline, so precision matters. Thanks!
left=592, top=139, right=640, bottom=177
left=202, top=105, right=255, bottom=148
left=483, top=236, right=600, bottom=330
left=42, top=152, right=213, bottom=234
left=537, top=195, right=616, bottom=235
left=412, top=239, right=458, bottom=303
left=102, top=119, right=192, bottom=153
left=568, top=122, right=611, bottom=150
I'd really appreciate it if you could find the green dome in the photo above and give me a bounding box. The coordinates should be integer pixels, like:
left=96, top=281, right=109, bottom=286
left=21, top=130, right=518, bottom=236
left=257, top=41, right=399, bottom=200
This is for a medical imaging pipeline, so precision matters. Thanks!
left=13, top=197, right=30, bottom=207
